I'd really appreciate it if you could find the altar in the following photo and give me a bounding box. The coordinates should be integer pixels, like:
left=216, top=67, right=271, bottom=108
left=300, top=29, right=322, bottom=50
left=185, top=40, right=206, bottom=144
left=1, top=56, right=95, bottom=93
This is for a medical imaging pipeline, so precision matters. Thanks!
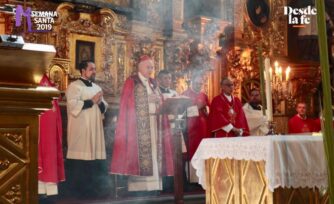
left=191, top=136, right=329, bottom=204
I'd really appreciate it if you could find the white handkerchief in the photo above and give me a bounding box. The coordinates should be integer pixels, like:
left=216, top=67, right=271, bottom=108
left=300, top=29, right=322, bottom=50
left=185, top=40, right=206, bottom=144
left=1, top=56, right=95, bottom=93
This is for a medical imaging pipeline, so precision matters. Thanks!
left=187, top=105, right=199, bottom=117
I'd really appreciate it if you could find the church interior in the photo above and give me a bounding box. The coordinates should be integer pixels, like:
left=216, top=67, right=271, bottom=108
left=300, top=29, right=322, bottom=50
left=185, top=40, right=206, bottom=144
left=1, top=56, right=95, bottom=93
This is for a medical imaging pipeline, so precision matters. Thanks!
left=0, top=0, right=334, bottom=203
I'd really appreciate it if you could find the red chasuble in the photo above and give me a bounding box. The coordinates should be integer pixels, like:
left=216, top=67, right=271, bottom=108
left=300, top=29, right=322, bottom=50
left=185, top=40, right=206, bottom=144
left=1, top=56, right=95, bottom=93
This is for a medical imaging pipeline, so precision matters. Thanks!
left=182, top=88, right=210, bottom=160
left=110, top=75, right=174, bottom=176
left=38, top=75, right=65, bottom=183
left=288, top=115, right=319, bottom=134
left=208, top=93, right=250, bottom=137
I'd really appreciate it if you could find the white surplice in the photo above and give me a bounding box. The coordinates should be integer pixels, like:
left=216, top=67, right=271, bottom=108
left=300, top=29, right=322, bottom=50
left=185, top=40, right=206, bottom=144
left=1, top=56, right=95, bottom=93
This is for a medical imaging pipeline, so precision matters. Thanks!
left=242, top=103, right=268, bottom=136
left=66, top=79, right=108, bottom=160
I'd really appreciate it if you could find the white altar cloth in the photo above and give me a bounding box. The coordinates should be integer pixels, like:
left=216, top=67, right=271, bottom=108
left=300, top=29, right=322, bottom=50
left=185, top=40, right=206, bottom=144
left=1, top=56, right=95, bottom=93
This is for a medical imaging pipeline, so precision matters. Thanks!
left=191, top=135, right=328, bottom=191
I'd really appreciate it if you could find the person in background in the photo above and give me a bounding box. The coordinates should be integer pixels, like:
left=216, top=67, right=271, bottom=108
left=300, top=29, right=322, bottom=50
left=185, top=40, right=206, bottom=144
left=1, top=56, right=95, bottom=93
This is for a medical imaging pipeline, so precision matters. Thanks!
left=208, top=77, right=249, bottom=137
left=182, top=73, right=210, bottom=183
left=288, top=102, right=320, bottom=134
left=242, top=88, right=268, bottom=135
left=157, top=70, right=178, bottom=99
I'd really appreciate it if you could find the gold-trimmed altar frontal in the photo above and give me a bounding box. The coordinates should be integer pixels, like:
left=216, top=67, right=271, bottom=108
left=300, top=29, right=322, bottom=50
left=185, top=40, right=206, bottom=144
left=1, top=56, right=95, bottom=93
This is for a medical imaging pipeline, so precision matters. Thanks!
left=205, top=158, right=329, bottom=204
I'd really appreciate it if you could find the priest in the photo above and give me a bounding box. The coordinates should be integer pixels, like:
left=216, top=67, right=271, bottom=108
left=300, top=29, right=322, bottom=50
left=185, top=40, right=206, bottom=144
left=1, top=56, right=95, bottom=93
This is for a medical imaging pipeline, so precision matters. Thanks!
left=110, top=55, right=174, bottom=192
left=208, top=78, right=250, bottom=137
left=157, top=70, right=178, bottom=99
left=182, top=73, right=210, bottom=183
left=242, top=88, right=268, bottom=135
left=66, top=61, right=108, bottom=197
left=182, top=74, right=210, bottom=160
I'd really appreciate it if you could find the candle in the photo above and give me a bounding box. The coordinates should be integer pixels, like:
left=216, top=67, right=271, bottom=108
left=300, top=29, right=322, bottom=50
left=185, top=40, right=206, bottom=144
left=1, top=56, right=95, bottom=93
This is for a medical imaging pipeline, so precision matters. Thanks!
left=286, top=66, right=291, bottom=81
left=264, top=57, right=273, bottom=121
left=278, top=66, right=283, bottom=81
left=269, top=67, right=273, bottom=80
left=274, top=61, right=278, bottom=68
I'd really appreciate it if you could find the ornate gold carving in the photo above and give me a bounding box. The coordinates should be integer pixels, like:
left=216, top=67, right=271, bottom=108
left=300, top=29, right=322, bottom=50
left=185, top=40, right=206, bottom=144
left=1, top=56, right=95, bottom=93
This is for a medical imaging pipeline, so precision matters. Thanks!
left=53, top=3, right=129, bottom=98
left=1, top=133, right=23, bottom=147
left=54, top=3, right=127, bottom=59
left=4, top=184, right=21, bottom=204
left=165, top=17, right=227, bottom=93
left=241, top=0, right=287, bottom=56
left=0, top=159, right=10, bottom=171
left=129, top=37, right=163, bottom=74
left=47, top=58, right=70, bottom=91
left=116, top=43, right=126, bottom=94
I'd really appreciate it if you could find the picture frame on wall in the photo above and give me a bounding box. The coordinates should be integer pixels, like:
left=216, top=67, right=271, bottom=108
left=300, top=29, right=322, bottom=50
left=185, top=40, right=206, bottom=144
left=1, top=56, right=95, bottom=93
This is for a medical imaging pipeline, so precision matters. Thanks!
left=75, top=40, right=95, bottom=69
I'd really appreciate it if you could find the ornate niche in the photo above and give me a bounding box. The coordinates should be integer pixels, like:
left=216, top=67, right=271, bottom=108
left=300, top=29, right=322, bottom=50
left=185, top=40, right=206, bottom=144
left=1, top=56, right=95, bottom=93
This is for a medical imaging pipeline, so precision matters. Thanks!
left=46, top=58, right=71, bottom=91
left=51, top=3, right=129, bottom=99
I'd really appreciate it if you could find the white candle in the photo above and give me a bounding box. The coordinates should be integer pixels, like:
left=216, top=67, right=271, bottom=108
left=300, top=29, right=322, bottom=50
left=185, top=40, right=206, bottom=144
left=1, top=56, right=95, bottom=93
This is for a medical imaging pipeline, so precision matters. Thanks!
left=286, top=66, right=291, bottom=81
left=264, top=58, right=273, bottom=121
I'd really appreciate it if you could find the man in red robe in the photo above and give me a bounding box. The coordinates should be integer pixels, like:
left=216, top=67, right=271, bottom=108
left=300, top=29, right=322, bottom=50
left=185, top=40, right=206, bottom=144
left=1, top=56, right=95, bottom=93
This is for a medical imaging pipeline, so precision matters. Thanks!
left=110, top=55, right=174, bottom=192
left=38, top=74, right=65, bottom=196
left=208, top=78, right=250, bottom=137
left=288, top=102, right=319, bottom=133
left=182, top=74, right=210, bottom=160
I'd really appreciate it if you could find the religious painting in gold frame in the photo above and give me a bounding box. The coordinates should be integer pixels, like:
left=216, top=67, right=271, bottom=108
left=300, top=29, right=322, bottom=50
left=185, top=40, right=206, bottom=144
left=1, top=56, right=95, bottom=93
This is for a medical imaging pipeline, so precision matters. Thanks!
left=75, top=40, right=95, bottom=69
left=69, top=34, right=102, bottom=76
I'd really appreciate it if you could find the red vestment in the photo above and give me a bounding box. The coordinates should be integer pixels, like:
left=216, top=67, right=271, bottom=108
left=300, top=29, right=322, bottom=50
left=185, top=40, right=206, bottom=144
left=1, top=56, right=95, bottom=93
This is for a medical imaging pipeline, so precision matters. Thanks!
left=288, top=115, right=319, bottom=133
left=208, top=93, right=250, bottom=137
left=110, top=75, right=174, bottom=176
left=182, top=88, right=210, bottom=160
left=38, top=75, right=65, bottom=183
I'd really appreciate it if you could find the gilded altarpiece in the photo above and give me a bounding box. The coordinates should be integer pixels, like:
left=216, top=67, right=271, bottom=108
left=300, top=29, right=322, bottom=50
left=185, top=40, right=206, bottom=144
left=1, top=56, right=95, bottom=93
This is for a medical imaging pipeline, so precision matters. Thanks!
left=229, top=0, right=288, bottom=98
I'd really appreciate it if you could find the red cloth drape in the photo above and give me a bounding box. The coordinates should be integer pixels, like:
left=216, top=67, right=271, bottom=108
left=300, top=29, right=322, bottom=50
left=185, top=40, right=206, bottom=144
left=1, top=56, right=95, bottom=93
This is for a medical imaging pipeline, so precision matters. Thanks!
left=38, top=100, right=65, bottom=182
left=38, top=75, right=65, bottom=183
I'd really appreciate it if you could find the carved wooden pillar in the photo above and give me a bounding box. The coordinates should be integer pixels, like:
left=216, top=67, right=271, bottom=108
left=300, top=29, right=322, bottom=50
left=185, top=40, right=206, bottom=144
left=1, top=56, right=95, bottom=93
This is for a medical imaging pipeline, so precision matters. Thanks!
left=0, top=44, right=57, bottom=204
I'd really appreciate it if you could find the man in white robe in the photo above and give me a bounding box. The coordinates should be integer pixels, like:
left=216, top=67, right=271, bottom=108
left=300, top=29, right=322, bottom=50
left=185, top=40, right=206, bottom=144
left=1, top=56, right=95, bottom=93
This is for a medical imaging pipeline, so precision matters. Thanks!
left=65, top=61, right=108, bottom=197
left=243, top=88, right=268, bottom=136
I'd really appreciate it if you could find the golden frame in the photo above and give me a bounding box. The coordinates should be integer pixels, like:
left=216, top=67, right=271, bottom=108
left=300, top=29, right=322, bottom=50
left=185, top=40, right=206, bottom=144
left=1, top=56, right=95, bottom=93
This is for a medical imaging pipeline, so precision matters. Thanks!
left=69, top=34, right=102, bottom=76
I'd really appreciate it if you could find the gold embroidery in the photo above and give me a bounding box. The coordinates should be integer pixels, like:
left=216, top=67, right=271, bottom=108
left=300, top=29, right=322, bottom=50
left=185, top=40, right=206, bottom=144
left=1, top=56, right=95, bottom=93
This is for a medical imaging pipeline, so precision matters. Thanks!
left=135, top=83, right=153, bottom=176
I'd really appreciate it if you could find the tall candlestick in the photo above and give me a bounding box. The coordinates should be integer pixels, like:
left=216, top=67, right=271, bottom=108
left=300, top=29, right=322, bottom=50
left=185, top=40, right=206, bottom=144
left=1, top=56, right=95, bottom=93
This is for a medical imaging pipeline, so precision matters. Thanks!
left=264, top=57, right=273, bottom=121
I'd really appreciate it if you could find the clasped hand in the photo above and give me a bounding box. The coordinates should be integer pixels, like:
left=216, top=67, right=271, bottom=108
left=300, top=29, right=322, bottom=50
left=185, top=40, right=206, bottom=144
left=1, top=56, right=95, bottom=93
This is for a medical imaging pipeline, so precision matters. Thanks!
left=92, top=91, right=103, bottom=104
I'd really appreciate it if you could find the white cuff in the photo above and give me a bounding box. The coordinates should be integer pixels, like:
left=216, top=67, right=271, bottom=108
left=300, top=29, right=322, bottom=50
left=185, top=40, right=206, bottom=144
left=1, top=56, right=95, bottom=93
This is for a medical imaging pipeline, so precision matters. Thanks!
left=222, top=124, right=234, bottom=133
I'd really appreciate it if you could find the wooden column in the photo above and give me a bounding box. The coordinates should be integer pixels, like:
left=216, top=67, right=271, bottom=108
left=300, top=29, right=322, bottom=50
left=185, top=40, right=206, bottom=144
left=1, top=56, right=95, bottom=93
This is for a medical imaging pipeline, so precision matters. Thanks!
left=0, top=43, right=57, bottom=204
left=173, top=129, right=184, bottom=204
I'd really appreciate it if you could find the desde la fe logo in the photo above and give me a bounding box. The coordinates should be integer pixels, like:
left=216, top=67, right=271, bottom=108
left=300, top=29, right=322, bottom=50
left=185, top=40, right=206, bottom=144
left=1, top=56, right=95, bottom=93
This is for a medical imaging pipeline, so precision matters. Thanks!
left=284, top=6, right=317, bottom=27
